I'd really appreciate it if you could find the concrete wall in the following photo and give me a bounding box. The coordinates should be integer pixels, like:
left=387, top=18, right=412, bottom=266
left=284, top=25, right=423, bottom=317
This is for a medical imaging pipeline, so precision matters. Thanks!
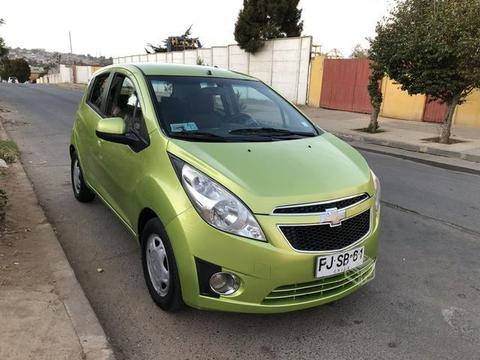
left=59, top=65, right=73, bottom=83
left=454, top=90, right=480, bottom=127
left=380, top=78, right=426, bottom=121
left=37, top=64, right=100, bottom=84
left=112, top=36, right=313, bottom=104
left=75, top=66, right=93, bottom=84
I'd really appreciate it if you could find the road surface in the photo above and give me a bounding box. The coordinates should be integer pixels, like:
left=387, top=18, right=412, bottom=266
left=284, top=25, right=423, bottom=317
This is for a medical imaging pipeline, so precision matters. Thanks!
left=1, top=83, right=479, bottom=360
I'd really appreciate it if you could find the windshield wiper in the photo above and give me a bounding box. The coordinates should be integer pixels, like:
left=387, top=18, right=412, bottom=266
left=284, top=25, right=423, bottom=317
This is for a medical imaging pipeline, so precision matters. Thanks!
left=170, top=131, right=228, bottom=142
left=229, top=127, right=317, bottom=138
left=170, top=130, right=278, bottom=142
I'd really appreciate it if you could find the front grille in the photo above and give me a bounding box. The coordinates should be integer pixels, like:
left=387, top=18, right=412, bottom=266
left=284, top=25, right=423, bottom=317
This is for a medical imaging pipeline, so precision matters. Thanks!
left=273, top=194, right=369, bottom=214
left=263, top=258, right=375, bottom=304
left=279, top=209, right=371, bottom=252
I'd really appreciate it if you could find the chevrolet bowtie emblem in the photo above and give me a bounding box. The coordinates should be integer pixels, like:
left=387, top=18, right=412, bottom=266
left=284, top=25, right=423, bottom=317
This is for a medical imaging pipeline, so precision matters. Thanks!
left=319, top=207, right=346, bottom=227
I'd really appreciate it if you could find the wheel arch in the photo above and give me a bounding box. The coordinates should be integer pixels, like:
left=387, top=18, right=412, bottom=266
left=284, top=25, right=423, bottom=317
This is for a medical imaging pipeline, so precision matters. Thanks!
left=138, top=208, right=159, bottom=242
left=133, top=172, right=191, bottom=243
left=69, top=144, right=76, bottom=159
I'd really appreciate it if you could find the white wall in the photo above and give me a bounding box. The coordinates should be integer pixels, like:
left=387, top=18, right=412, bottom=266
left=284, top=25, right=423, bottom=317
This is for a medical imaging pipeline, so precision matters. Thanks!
left=112, top=36, right=312, bottom=104
left=59, top=65, right=72, bottom=83
left=75, top=65, right=94, bottom=84
left=37, top=64, right=99, bottom=84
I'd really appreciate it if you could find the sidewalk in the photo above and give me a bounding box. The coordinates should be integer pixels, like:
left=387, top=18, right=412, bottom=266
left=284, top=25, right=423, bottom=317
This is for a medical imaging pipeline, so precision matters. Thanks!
left=300, top=106, right=480, bottom=163
left=0, top=122, right=115, bottom=359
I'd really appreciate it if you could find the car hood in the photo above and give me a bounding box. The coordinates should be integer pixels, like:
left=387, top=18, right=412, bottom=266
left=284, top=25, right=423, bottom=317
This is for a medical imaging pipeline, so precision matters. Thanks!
left=167, top=133, right=373, bottom=214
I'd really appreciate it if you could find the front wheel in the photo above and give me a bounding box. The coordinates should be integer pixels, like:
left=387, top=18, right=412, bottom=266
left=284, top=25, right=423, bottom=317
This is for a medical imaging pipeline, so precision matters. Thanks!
left=71, top=152, right=95, bottom=202
left=141, top=218, right=184, bottom=311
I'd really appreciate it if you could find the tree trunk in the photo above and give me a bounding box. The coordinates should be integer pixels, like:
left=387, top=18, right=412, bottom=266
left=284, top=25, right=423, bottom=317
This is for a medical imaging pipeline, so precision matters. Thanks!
left=439, top=96, right=460, bottom=144
left=367, top=105, right=380, bottom=133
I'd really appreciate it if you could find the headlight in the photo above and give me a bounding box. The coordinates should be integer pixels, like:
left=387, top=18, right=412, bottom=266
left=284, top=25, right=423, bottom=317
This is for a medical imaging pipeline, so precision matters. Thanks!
left=170, top=156, right=266, bottom=241
left=371, top=170, right=381, bottom=211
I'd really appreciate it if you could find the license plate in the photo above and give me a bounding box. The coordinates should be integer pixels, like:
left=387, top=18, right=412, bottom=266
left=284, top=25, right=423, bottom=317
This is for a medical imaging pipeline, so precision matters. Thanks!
left=315, top=247, right=364, bottom=278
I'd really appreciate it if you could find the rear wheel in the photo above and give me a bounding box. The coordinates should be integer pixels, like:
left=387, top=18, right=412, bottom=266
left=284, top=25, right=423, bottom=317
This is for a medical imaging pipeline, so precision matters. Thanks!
left=71, top=152, right=95, bottom=202
left=141, top=218, right=183, bottom=311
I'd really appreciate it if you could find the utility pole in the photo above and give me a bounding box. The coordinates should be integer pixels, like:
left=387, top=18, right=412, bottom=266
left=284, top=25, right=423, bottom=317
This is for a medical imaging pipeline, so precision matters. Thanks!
left=68, top=31, right=76, bottom=84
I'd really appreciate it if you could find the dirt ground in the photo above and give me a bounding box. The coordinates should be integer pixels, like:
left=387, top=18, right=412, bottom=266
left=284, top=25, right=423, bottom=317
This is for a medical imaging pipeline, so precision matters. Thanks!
left=52, top=83, right=87, bottom=91
left=0, top=111, right=85, bottom=359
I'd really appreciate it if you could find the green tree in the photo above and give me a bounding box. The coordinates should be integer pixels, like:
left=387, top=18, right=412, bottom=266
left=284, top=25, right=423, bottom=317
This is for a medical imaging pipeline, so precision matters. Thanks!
left=234, top=0, right=303, bottom=54
left=368, top=0, right=480, bottom=143
left=0, top=18, right=7, bottom=59
left=350, top=44, right=369, bottom=59
left=1, top=58, right=31, bottom=83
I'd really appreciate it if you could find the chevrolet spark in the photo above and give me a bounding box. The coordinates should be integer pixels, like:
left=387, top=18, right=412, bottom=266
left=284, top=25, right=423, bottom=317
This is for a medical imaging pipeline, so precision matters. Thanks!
left=70, top=63, right=380, bottom=313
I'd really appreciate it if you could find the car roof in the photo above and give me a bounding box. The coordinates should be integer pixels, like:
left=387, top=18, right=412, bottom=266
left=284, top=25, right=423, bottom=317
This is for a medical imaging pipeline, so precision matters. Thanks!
left=104, top=63, right=257, bottom=81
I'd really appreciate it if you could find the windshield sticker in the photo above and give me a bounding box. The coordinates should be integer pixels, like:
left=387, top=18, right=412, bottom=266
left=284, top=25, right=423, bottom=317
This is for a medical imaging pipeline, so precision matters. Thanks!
left=170, top=122, right=199, bottom=132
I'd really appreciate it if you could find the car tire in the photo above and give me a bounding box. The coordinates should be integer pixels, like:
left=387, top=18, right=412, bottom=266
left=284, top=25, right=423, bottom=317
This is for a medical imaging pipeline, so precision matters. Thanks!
left=141, top=218, right=184, bottom=311
left=71, top=152, right=95, bottom=202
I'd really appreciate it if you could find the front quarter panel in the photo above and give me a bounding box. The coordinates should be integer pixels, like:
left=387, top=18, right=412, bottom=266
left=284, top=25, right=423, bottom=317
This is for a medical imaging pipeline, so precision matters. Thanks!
left=130, top=131, right=192, bottom=236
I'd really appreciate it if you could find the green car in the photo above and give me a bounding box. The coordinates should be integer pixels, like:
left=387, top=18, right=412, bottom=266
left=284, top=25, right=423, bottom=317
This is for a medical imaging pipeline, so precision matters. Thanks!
left=70, top=63, right=380, bottom=313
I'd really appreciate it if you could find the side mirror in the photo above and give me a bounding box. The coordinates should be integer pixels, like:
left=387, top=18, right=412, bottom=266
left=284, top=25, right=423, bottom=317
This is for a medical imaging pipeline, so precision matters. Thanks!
left=95, top=117, right=137, bottom=146
left=95, top=117, right=149, bottom=152
left=96, top=117, right=126, bottom=137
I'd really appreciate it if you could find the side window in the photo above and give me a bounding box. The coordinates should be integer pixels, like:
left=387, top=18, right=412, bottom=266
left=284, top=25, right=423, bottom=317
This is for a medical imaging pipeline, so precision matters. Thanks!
left=105, top=74, right=148, bottom=140
left=88, top=73, right=110, bottom=113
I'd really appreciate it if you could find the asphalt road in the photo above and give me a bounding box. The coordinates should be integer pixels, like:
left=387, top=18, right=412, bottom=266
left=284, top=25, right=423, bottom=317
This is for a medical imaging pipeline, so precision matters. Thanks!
left=1, top=83, right=480, bottom=360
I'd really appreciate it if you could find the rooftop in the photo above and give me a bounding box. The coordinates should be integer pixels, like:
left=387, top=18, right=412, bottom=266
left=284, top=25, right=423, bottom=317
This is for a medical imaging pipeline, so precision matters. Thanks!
left=114, top=63, right=255, bottom=80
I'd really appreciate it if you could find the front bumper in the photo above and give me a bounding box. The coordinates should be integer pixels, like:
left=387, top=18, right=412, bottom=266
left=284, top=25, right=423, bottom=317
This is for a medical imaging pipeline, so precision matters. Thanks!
left=165, top=199, right=380, bottom=313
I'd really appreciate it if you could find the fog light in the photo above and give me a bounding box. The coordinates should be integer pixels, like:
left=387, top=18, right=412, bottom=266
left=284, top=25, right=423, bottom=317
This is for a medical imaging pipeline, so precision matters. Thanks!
left=209, top=272, right=240, bottom=295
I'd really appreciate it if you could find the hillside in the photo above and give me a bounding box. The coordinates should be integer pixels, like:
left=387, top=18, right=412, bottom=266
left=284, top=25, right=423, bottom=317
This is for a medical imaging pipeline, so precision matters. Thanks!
left=7, top=47, right=112, bottom=67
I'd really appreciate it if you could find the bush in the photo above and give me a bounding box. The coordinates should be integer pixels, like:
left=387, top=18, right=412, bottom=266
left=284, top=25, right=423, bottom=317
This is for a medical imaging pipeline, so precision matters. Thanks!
left=0, top=139, right=19, bottom=163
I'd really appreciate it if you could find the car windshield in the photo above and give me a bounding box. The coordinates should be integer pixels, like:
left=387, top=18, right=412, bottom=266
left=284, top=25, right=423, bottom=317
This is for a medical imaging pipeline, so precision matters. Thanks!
left=147, top=76, right=321, bottom=142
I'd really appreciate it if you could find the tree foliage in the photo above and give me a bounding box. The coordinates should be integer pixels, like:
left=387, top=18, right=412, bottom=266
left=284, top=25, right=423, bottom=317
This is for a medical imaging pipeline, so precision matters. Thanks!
left=0, top=18, right=7, bottom=59
left=234, top=0, right=303, bottom=54
left=1, top=58, right=31, bottom=83
left=350, top=44, right=369, bottom=59
left=368, top=0, right=480, bottom=143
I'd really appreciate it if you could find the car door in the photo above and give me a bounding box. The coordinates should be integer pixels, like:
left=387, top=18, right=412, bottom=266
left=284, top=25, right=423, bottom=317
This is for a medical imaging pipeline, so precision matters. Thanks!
left=76, top=71, right=112, bottom=194
left=96, top=71, right=150, bottom=228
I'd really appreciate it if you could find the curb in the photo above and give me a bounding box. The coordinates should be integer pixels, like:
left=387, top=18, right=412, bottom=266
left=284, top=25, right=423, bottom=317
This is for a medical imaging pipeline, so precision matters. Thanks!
left=331, top=131, right=480, bottom=164
left=348, top=141, right=480, bottom=176
left=0, top=121, right=115, bottom=360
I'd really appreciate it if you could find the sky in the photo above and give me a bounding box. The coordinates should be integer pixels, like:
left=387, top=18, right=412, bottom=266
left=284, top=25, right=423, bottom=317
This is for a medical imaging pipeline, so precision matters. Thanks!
left=1, top=0, right=393, bottom=58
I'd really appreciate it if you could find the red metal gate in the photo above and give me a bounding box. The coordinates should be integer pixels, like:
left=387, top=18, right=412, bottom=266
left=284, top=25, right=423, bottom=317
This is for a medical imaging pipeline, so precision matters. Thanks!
left=423, top=96, right=448, bottom=123
left=320, top=59, right=372, bottom=113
